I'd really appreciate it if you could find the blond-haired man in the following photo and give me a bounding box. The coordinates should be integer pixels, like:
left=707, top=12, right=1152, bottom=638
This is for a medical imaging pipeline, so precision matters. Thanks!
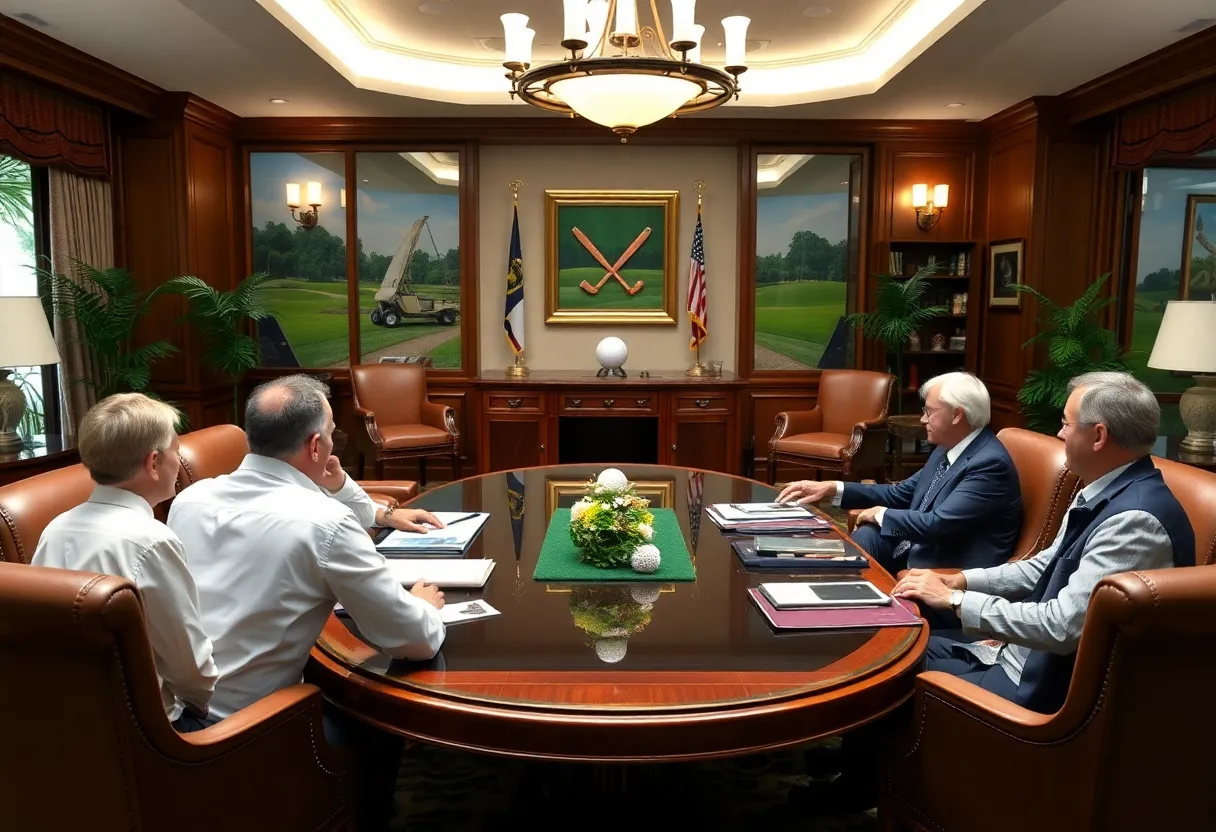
left=33, top=393, right=217, bottom=729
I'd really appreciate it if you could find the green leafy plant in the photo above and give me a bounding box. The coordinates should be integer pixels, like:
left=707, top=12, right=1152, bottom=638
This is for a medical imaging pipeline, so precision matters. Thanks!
left=1013, top=272, right=1133, bottom=433
left=42, top=261, right=178, bottom=398
left=845, top=262, right=947, bottom=410
left=568, top=479, right=656, bottom=569
left=164, top=273, right=271, bottom=424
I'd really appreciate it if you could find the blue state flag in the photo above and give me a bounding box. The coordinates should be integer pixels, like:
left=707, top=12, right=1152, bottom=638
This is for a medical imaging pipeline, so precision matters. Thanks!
left=504, top=206, right=525, bottom=356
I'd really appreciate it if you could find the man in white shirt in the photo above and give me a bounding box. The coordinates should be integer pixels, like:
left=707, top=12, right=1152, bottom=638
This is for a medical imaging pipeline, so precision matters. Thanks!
left=33, top=393, right=217, bottom=730
left=169, top=374, right=445, bottom=831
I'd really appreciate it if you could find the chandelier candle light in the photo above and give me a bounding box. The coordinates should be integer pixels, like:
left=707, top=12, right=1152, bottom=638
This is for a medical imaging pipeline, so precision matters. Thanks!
left=502, top=0, right=750, bottom=139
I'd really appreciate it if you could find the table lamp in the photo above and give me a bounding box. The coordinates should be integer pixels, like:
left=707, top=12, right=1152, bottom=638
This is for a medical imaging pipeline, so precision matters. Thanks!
left=0, top=296, right=62, bottom=453
left=1147, top=300, right=1216, bottom=453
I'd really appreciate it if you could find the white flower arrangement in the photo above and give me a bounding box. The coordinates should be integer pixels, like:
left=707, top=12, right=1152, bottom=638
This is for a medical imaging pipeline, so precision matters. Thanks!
left=568, top=469, right=659, bottom=571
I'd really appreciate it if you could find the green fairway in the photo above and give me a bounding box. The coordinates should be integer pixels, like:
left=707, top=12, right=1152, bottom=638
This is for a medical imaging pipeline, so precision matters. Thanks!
left=754, top=281, right=847, bottom=369
left=557, top=267, right=665, bottom=310
left=263, top=278, right=462, bottom=368
left=1127, top=287, right=1190, bottom=393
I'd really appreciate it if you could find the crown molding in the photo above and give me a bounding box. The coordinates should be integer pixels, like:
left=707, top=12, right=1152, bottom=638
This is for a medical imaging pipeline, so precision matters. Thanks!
left=1060, top=24, right=1216, bottom=125
left=157, top=92, right=239, bottom=135
left=0, top=16, right=162, bottom=116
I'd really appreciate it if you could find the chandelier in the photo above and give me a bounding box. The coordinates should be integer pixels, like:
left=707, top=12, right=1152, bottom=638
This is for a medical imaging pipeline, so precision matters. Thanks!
left=501, top=0, right=750, bottom=139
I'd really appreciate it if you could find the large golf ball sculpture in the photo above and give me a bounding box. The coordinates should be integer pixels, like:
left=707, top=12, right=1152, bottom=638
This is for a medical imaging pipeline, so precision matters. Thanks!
left=595, top=337, right=628, bottom=377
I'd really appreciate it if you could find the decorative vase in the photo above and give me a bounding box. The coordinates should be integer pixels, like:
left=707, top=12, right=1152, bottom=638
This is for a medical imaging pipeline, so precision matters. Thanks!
left=930, top=333, right=947, bottom=352
left=908, top=331, right=921, bottom=351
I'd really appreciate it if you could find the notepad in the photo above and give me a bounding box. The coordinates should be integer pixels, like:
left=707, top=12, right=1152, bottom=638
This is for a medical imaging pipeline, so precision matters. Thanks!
left=439, top=599, right=501, bottom=625
left=375, top=512, right=490, bottom=555
left=385, top=558, right=496, bottom=588
left=712, top=502, right=812, bottom=521
left=755, top=536, right=846, bottom=554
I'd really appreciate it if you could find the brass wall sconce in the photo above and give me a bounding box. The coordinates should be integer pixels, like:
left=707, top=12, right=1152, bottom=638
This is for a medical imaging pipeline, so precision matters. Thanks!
left=286, top=181, right=322, bottom=229
left=911, top=183, right=948, bottom=231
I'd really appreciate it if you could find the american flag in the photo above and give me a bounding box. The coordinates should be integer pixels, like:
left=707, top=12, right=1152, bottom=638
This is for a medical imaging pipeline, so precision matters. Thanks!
left=686, top=207, right=707, bottom=349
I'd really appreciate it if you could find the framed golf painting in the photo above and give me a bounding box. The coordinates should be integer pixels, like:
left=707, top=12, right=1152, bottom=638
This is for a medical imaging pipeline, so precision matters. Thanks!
left=544, top=189, right=680, bottom=324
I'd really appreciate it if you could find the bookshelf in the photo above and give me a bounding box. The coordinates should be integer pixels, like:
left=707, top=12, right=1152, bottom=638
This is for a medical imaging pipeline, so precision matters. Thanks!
left=883, top=240, right=977, bottom=402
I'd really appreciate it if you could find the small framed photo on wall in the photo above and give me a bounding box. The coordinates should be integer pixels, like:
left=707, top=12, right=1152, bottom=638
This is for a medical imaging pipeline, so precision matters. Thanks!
left=989, top=239, right=1024, bottom=308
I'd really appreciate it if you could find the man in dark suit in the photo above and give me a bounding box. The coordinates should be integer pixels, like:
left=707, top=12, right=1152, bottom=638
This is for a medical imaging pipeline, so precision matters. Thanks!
left=778, top=372, right=1023, bottom=583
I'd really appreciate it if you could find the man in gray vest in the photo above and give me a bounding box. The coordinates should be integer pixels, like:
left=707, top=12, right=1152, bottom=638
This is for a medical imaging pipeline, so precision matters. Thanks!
left=895, top=371, right=1195, bottom=713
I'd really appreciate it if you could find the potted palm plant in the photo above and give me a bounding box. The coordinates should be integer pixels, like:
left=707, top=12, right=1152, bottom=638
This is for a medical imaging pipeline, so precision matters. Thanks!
left=164, top=273, right=271, bottom=423
left=1013, top=273, right=1134, bottom=433
left=846, top=262, right=946, bottom=412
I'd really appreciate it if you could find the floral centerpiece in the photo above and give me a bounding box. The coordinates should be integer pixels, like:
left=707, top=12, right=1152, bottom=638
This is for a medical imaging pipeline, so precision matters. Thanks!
left=569, top=585, right=659, bottom=663
left=569, top=468, right=660, bottom=572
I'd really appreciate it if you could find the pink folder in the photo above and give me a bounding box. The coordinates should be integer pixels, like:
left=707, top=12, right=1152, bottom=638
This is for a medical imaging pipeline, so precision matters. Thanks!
left=747, top=588, right=924, bottom=630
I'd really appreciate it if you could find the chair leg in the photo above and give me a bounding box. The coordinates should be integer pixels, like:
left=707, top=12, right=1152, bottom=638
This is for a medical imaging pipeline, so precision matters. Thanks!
left=418, top=458, right=428, bottom=488
left=356, top=451, right=366, bottom=480
left=374, top=456, right=385, bottom=480
left=451, top=449, right=461, bottom=481
left=767, top=456, right=778, bottom=485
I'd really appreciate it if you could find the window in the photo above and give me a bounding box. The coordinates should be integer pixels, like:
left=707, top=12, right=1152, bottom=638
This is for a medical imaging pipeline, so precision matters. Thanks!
left=249, top=152, right=350, bottom=369
left=1127, top=166, right=1216, bottom=393
left=753, top=153, right=861, bottom=371
left=356, top=152, right=462, bottom=369
left=0, top=154, right=58, bottom=437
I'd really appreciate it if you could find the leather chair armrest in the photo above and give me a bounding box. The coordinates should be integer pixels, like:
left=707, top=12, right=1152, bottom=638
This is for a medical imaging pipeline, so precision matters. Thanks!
left=847, top=509, right=863, bottom=532
left=772, top=408, right=823, bottom=441
left=915, top=671, right=1056, bottom=739
left=356, top=405, right=384, bottom=448
left=359, top=480, right=419, bottom=506
left=894, top=567, right=963, bottom=581
left=421, top=400, right=458, bottom=437
left=841, top=417, right=889, bottom=478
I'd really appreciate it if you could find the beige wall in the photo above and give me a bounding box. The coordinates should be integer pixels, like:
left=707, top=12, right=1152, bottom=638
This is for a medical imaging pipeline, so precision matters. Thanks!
left=478, top=145, right=738, bottom=373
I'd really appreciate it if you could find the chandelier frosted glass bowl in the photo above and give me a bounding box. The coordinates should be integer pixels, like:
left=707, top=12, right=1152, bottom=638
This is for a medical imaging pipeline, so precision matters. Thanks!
left=501, top=0, right=750, bottom=138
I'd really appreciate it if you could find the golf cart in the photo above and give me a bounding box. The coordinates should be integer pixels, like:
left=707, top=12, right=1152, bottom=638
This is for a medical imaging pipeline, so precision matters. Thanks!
left=369, top=215, right=460, bottom=328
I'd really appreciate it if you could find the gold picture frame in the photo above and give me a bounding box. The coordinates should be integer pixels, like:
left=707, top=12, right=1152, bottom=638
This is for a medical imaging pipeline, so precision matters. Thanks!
left=545, top=189, right=680, bottom=325
left=545, top=478, right=676, bottom=517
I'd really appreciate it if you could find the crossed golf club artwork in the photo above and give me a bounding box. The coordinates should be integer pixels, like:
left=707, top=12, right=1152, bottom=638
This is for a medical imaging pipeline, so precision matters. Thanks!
left=573, top=225, right=650, bottom=296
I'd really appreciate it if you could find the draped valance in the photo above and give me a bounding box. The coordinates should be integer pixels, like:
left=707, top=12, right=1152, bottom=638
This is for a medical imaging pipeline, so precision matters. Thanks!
left=0, top=71, right=109, bottom=178
left=1113, top=80, right=1216, bottom=169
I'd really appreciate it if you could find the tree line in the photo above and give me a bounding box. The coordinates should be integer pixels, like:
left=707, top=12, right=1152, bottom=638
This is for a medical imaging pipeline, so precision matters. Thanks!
left=756, top=230, right=848, bottom=284
left=251, top=221, right=459, bottom=285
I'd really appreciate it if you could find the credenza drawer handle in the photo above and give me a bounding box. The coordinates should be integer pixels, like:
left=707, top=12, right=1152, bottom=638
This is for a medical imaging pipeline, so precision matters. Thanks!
left=694, top=398, right=711, bottom=408
left=571, top=399, right=582, bottom=407
left=671, top=444, right=677, bottom=452
left=540, top=443, right=546, bottom=451
left=636, top=398, right=648, bottom=407
left=603, top=399, right=614, bottom=408
left=507, top=398, right=522, bottom=408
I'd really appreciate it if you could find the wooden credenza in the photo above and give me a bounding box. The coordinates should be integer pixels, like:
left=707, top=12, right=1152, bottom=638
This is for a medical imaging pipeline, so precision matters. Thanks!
left=476, top=370, right=745, bottom=475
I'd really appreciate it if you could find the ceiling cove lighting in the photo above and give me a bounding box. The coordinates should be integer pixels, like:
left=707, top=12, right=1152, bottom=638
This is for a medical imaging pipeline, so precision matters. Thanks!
left=501, top=0, right=749, bottom=139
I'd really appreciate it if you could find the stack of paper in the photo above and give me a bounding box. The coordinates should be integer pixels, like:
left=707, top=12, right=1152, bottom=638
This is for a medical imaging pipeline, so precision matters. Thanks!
left=375, top=512, right=490, bottom=556
left=706, top=502, right=831, bottom=534
left=439, top=599, right=501, bottom=625
left=385, top=558, right=497, bottom=588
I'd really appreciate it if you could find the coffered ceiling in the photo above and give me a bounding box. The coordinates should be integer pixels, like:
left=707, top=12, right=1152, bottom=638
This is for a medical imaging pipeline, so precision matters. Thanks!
left=0, top=0, right=1212, bottom=119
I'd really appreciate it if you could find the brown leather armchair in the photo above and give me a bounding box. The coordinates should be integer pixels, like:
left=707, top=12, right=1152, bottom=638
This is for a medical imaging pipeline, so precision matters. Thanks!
left=175, top=423, right=420, bottom=509
left=881, top=566, right=1216, bottom=831
left=350, top=363, right=460, bottom=487
left=0, top=463, right=93, bottom=563
left=1153, top=454, right=1216, bottom=565
left=0, top=562, right=355, bottom=831
left=768, top=369, right=894, bottom=484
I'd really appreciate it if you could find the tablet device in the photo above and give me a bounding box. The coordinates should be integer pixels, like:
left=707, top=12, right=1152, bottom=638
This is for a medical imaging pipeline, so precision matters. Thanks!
left=759, top=580, right=892, bottom=609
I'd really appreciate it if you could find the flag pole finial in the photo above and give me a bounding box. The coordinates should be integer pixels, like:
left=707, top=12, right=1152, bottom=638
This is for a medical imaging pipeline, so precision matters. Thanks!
left=509, top=179, right=522, bottom=206
left=694, top=179, right=706, bottom=209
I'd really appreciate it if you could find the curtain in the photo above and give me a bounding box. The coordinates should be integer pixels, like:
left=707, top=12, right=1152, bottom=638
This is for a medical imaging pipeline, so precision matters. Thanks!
left=1112, top=80, right=1216, bottom=168
left=48, top=168, right=112, bottom=431
left=0, top=71, right=109, bottom=178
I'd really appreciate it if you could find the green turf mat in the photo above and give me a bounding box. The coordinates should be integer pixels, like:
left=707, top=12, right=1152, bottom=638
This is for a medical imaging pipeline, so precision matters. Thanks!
left=533, top=507, right=695, bottom=582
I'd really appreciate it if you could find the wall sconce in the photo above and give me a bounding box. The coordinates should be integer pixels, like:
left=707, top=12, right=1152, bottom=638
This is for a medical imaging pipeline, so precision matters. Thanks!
left=911, top=183, right=948, bottom=231
left=286, top=181, right=322, bottom=229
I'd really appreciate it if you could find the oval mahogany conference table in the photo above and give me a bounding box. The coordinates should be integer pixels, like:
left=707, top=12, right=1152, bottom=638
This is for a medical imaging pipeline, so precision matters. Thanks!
left=307, top=464, right=928, bottom=763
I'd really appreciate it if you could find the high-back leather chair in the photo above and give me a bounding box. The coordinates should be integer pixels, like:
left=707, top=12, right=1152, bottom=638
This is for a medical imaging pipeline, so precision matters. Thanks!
left=0, top=463, right=94, bottom=563
left=997, top=427, right=1081, bottom=561
left=1153, top=455, right=1216, bottom=565
left=882, top=565, right=1216, bottom=831
left=350, top=363, right=460, bottom=487
left=0, top=562, right=354, bottom=831
left=175, top=423, right=420, bottom=509
left=768, top=370, right=894, bottom=484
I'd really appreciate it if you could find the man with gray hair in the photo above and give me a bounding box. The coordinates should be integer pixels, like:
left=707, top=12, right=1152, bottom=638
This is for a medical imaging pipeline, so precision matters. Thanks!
left=169, top=374, right=446, bottom=830
left=896, top=371, right=1195, bottom=713
left=779, top=372, right=1022, bottom=589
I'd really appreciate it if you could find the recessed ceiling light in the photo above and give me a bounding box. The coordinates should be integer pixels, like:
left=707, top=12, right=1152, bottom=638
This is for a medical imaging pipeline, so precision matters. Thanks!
left=269, top=98, right=288, bottom=104
left=418, top=2, right=447, bottom=13
left=362, top=179, right=369, bottom=183
left=943, top=102, right=965, bottom=108
left=803, top=7, right=833, bottom=18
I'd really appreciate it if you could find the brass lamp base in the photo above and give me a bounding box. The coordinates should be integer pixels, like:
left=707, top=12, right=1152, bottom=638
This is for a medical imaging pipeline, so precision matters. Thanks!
left=0, top=369, right=27, bottom=453
left=1179, top=375, right=1216, bottom=453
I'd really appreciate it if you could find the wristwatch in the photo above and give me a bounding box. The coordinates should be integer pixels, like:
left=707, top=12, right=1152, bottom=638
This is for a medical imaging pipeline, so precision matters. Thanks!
left=381, top=504, right=396, bottom=523
left=949, top=590, right=965, bottom=611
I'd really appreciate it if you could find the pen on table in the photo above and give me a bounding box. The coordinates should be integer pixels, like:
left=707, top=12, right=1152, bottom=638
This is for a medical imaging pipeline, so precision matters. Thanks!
left=443, top=512, right=481, bottom=526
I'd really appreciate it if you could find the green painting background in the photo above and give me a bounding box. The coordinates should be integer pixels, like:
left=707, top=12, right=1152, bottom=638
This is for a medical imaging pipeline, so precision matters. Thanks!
left=555, top=203, right=667, bottom=310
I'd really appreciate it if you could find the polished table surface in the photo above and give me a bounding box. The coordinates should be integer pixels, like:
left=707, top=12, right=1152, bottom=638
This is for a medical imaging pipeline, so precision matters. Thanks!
left=308, top=465, right=928, bottom=762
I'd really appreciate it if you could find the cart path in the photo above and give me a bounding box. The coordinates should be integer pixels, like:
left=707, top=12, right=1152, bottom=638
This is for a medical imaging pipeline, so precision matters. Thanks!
left=753, top=344, right=812, bottom=371
left=355, top=327, right=461, bottom=365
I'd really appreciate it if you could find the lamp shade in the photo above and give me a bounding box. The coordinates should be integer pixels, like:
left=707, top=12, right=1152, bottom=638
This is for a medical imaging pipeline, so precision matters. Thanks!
left=1147, top=301, right=1216, bottom=374
left=0, top=297, right=61, bottom=367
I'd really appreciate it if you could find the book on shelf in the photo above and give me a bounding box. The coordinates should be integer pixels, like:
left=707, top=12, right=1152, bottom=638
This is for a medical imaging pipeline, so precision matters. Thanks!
left=384, top=558, right=496, bottom=588
left=748, top=588, right=922, bottom=631
left=374, top=512, right=490, bottom=556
